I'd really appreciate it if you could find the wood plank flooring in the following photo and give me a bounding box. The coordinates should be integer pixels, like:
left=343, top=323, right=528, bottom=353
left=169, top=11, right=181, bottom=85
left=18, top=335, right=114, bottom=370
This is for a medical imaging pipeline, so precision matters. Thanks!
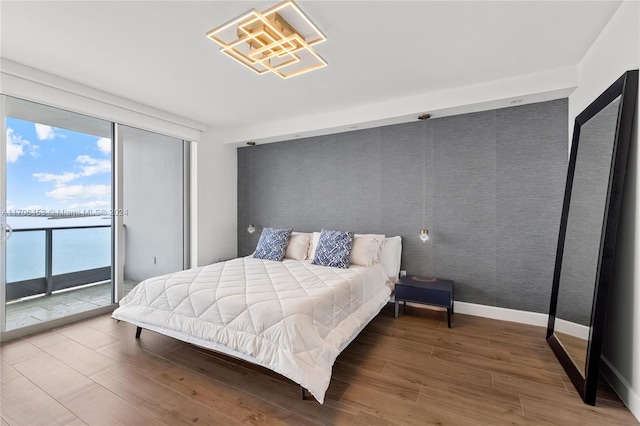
left=1, top=304, right=637, bottom=425
left=555, top=331, right=588, bottom=376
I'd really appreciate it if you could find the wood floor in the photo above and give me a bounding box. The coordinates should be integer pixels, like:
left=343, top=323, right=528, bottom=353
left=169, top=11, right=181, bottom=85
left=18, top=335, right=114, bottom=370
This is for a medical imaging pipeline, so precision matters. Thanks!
left=554, top=331, right=588, bottom=376
left=1, top=305, right=637, bottom=425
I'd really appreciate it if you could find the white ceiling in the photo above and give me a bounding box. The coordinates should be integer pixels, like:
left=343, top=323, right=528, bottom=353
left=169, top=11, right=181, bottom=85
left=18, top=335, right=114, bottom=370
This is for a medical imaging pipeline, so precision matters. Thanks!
left=0, top=1, right=622, bottom=143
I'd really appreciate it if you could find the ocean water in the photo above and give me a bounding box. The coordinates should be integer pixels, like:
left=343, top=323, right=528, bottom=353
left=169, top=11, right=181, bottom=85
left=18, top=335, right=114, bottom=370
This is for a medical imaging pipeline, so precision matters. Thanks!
left=6, top=217, right=111, bottom=283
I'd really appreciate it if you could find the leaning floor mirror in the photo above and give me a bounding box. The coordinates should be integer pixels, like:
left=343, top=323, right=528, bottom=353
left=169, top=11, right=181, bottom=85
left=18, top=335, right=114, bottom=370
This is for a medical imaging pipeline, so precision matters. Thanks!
left=547, top=69, right=638, bottom=405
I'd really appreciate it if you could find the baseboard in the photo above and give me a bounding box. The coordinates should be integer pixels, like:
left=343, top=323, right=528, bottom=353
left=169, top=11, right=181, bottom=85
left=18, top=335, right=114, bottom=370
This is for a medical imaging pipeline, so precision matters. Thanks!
left=388, top=297, right=549, bottom=327
left=555, top=318, right=590, bottom=340
left=395, top=300, right=591, bottom=336
left=601, top=356, right=640, bottom=422
left=389, top=298, right=549, bottom=327
left=453, top=301, right=549, bottom=327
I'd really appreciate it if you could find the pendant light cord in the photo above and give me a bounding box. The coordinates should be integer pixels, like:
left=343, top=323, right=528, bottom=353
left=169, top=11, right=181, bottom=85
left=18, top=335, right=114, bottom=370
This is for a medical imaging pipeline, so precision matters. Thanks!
left=422, top=121, right=426, bottom=229
left=249, top=146, right=253, bottom=225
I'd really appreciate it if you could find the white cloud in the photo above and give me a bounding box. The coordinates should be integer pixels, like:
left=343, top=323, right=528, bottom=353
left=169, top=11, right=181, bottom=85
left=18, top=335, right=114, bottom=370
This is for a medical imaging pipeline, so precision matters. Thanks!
left=82, top=200, right=110, bottom=208
left=32, top=155, right=109, bottom=189
left=7, top=137, right=24, bottom=163
left=76, top=155, right=111, bottom=176
left=29, top=145, right=41, bottom=157
left=33, top=172, right=80, bottom=187
left=68, top=200, right=110, bottom=210
left=97, top=138, right=111, bottom=154
left=45, top=184, right=111, bottom=202
left=31, top=154, right=110, bottom=197
left=22, top=204, right=43, bottom=211
left=35, top=123, right=56, bottom=141
left=6, top=128, right=30, bottom=163
left=76, top=155, right=101, bottom=165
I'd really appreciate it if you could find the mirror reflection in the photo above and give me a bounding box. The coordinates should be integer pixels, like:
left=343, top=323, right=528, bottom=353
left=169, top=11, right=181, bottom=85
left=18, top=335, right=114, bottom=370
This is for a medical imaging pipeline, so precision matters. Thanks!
left=554, top=96, right=621, bottom=376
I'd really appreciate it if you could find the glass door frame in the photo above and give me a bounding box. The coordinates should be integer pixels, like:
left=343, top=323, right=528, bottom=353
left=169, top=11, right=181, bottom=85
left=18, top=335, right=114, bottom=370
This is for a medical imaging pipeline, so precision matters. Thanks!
left=0, top=95, right=119, bottom=336
left=0, top=96, right=191, bottom=338
left=183, top=140, right=191, bottom=271
left=1, top=95, right=7, bottom=332
left=112, top=123, right=124, bottom=303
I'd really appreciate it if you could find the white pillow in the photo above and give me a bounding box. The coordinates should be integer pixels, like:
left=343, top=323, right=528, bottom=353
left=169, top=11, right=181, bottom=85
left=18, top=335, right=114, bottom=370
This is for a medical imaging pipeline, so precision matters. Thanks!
left=349, top=234, right=385, bottom=266
left=285, top=232, right=311, bottom=260
left=379, top=236, right=402, bottom=282
left=308, top=231, right=322, bottom=260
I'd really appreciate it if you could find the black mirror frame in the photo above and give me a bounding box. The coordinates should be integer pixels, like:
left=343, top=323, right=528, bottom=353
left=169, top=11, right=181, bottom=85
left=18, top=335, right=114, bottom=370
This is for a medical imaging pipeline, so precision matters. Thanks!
left=547, top=69, right=638, bottom=405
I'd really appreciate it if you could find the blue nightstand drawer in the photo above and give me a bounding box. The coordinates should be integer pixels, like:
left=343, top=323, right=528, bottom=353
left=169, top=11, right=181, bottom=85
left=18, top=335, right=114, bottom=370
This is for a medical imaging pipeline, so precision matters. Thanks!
left=394, top=276, right=454, bottom=327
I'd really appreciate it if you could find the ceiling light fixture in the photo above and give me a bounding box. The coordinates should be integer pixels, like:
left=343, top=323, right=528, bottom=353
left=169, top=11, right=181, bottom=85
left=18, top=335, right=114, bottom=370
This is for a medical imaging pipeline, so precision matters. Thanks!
left=206, top=0, right=327, bottom=79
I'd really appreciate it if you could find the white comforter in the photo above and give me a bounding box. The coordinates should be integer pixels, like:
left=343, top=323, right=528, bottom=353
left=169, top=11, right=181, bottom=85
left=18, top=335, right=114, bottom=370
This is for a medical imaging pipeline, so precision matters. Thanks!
left=112, top=257, right=392, bottom=403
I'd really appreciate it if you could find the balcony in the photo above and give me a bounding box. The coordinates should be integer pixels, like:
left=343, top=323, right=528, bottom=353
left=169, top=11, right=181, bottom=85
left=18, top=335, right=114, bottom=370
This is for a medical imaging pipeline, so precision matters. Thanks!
left=5, top=224, right=135, bottom=331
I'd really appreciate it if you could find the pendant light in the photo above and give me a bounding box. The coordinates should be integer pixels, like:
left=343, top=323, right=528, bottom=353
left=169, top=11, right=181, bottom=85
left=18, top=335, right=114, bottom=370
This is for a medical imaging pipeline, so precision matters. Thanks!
left=418, top=114, right=431, bottom=243
left=247, top=141, right=256, bottom=234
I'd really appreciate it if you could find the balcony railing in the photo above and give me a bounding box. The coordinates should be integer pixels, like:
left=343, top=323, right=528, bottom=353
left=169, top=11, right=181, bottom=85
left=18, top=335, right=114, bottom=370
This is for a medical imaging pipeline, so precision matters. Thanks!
left=6, top=225, right=111, bottom=301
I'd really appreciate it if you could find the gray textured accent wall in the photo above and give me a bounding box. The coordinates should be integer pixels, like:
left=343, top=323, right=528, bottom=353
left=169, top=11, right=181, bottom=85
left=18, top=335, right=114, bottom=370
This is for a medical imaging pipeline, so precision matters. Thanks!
left=238, top=99, right=568, bottom=313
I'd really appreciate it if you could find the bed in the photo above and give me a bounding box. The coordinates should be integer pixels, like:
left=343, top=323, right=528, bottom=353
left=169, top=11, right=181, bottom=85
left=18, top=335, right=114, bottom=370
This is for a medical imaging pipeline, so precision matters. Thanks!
left=112, top=233, right=401, bottom=404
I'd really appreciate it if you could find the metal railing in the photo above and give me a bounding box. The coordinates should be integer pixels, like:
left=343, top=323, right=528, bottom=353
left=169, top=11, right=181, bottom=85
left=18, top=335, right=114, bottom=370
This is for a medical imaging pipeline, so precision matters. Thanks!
left=6, top=225, right=111, bottom=301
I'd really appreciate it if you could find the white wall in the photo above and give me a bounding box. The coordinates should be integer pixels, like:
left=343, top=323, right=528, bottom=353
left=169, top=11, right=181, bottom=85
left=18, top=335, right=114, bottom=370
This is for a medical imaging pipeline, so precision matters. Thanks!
left=568, top=0, right=640, bottom=419
left=194, top=129, right=237, bottom=266
left=0, top=60, right=205, bottom=143
left=219, top=66, right=577, bottom=145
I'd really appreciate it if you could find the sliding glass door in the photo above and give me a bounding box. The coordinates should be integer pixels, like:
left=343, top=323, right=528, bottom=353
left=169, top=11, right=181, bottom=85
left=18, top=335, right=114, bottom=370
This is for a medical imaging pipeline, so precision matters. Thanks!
left=2, top=97, right=113, bottom=331
left=1, top=97, right=189, bottom=335
left=121, top=125, right=186, bottom=289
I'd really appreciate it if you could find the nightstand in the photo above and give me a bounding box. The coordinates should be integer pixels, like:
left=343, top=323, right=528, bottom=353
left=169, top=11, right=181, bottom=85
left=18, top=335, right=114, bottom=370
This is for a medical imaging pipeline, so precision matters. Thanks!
left=394, top=276, right=454, bottom=328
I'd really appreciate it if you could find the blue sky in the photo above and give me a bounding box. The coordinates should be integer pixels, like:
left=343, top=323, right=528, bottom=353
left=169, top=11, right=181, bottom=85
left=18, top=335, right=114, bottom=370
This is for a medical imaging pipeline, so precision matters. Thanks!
left=6, top=118, right=111, bottom=213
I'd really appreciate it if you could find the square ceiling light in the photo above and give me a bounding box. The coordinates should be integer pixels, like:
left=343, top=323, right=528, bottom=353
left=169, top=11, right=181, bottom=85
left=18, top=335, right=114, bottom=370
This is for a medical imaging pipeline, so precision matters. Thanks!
left=206, top=1, right=327, bottom=79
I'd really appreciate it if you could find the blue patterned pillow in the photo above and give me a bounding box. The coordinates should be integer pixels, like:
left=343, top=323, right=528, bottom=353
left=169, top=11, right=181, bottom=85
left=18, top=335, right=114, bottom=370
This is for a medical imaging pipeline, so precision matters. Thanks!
left=312, top=229, right=355, bottom=269
left=253, top=227, right=293, bottom=261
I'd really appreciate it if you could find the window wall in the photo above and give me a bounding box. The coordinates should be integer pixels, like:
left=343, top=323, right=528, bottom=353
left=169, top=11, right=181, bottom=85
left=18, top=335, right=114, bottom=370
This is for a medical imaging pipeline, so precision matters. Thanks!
left=3, top=97, right=113, bottom=331
left=1, top=96, right=189, bottom=335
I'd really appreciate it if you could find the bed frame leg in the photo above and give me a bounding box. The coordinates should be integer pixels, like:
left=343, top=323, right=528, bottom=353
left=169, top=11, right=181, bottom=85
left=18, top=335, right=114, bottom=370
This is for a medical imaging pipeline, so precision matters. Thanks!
left=300, top=386, right=305, bottom=400
left=135, top=326, right=142, bottom=339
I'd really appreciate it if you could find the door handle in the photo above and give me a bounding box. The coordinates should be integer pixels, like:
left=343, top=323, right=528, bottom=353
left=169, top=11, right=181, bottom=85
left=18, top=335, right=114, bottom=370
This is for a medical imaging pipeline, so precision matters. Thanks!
left=0, top=223, right=12, bottom=242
